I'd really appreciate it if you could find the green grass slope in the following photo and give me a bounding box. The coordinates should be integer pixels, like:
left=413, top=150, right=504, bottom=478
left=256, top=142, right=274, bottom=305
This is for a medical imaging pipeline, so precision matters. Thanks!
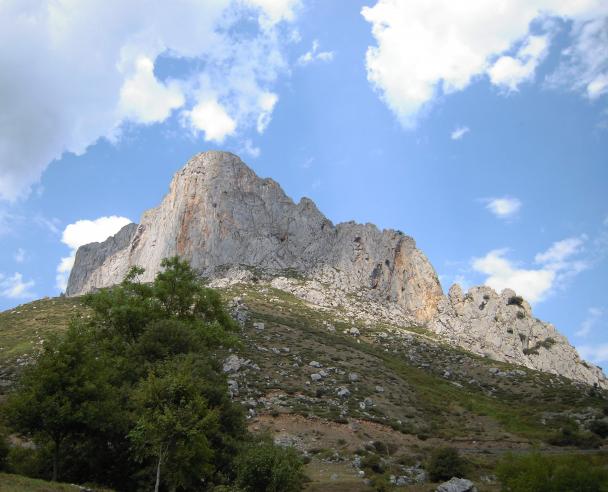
left=1, top=283, right=607, bottom=489
left=0, top=472, right=112, bottom=492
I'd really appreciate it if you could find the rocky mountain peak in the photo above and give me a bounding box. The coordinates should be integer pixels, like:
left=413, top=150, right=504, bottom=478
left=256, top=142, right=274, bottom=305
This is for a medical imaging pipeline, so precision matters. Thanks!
left=66, top=151, right=606, bottom=388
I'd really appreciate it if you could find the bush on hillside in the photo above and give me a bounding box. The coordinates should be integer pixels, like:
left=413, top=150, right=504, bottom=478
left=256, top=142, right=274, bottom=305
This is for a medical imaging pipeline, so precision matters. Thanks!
left=547, top=427, right=601, bottom=449
left=236, top=440, right=306, bottom=492
left=588, top=419, right=608, bottom=439
left=427, top=447, right=469, bottom=482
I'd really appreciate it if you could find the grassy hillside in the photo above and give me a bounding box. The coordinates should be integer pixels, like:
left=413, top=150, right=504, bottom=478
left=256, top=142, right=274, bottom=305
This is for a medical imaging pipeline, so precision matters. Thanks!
left=0, top=297, right=86, bottom=385
left=1, top=282, right=607, bottom=489
left=0, top=472, right=112, bottom=492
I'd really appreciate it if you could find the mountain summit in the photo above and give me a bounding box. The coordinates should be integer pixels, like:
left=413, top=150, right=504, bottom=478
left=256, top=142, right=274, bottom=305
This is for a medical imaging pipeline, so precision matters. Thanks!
left=67, top=151, right=606, bottom=388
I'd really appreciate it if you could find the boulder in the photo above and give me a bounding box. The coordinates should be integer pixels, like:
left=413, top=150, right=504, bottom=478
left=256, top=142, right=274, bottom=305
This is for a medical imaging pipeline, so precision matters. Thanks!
left=436, top=477, right=477, bottom=492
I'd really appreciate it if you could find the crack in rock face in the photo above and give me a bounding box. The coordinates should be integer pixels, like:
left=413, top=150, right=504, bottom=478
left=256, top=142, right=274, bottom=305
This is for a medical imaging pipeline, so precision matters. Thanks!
left=66, top=151, right=606, bottom=389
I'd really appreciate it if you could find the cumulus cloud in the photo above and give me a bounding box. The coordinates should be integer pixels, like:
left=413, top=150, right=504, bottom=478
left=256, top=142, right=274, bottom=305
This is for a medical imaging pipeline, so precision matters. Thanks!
left=0, top=0, right=299, bottom=201
left=472, top=236, right=589, bottom=303
left=472, top=249, right=555, bottom=303
left=56, top=216, right=132, bottom=291
left=576, top=307, right=603, bottom=338
left=484, top=197, right=522, bottom=219
left=0, top=272, right=35, bottom=299
left=361, top=0, right=608, bottom=125
left=186, top=99, right=237, bottom=143
left=118, top=57, right=185, bottom=124
left=297, top=40, right=335, bottom=66
left=450, top=126, right=470, bottom=140
left=488, top=35, right=550, bottom=91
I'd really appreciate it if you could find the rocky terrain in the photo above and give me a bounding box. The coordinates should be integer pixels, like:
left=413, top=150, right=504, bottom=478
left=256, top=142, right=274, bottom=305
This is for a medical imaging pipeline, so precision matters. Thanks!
left=3, top=281, right=607, bottom=491
left=65, top=151, right=605, bottom=388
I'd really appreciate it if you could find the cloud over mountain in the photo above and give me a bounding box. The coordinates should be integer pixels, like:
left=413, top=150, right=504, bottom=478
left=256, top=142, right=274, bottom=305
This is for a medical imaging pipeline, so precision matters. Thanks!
left=361, top=0, right=608, bottom=125
left=0, top=0, right=299, bottom=201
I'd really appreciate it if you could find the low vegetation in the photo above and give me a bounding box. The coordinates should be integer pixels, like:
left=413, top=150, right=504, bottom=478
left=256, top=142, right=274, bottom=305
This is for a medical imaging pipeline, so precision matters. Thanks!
left=1, top=258, right=303, bottom=491
left=1, top=258, right=607, bottom=490
left=426, top=447, right=469, bottom=482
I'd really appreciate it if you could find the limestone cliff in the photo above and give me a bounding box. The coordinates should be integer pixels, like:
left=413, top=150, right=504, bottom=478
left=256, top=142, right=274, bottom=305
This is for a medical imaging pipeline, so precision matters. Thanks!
left=66, top=151, right=443, bottom=324
left=66, top=151, right=606, bottom=388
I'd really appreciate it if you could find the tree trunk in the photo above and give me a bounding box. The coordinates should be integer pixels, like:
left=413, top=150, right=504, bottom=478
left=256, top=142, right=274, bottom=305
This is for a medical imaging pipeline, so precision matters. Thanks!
left=52, top=440, right=60, bottom=482
left=155, top=448, right=162, bottom=492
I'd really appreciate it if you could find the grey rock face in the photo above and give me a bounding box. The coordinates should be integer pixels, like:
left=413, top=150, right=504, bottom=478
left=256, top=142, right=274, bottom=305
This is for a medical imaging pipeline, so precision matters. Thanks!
left=67, top=151, right=443, bottom=324
left=66, top=151, right=605, bottom=388
left=432, top=285, right=606, bottom=388
left=66, top=223, right=138, bottom=296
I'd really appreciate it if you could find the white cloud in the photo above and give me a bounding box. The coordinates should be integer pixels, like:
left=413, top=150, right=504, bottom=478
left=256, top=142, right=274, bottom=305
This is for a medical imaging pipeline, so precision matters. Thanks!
left=56, top=216, right=132, bottom=291
left=472, top=235, right=589, bottom=303
left=14, top=248, right=26, bottom=263
left=0, top=0, right=299, bottom=202
left=361, top=0, right=608, bottom=125
left=534, top=235, right=586, bottom=267
left=472, top=249, right=555, bottom=303
left=488, top=35, right=549, bottom=91
left=186, top=99, right=237, bottom=143
left=297, top=40, right=335, bottom=66
left=0, top=272, right=35, bottom=299
left=548, top=16, right=608, bottom=99
left=576, top=307, right=603, bottom=337
left=450, top=126, right=470, bottom=140
left=257, top=92, right=279, bottom=133
left=118, top=57, right=185, bottom=124
left=587, top=73, right=608, bottom=99
left=577, top=344, right=608, bottom=365
left=246, top=0, right=300, bottom=25
left=484, top=197, right=522, bottom=219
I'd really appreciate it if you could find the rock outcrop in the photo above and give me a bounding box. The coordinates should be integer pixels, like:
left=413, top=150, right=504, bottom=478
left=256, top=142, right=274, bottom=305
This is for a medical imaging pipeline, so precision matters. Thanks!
left=66, top=151, right=606, bottom=388
left=431, top=285, right=606, bottom=388
left=66, top=151, right=443, bottom=324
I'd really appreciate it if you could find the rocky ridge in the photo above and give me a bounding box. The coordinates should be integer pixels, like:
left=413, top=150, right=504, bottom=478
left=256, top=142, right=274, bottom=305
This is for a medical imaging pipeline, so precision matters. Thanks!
left=66, top=151, right=606, bottom=388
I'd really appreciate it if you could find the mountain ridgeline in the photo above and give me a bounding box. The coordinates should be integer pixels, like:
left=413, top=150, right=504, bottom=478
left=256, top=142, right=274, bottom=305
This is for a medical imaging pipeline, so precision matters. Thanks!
left=66, top=151, right=605, bottom=388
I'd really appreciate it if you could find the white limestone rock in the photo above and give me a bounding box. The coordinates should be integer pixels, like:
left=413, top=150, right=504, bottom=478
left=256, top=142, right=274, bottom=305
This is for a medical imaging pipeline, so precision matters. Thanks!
left=67, top=151, right=443, bottom=324
left=65, top=151, right=606, bottom=389
left=431, top=285, right=606, bottom=388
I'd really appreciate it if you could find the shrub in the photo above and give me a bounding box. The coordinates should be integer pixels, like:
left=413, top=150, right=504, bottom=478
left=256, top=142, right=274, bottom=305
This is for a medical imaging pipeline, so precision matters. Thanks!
left=547, top=427, right=601, bottom=449
left=236, top=441, right=306, bottom=492
left=427, top=447, right=468, bottom=482
left=496, top=453, right=608, bottom=491
left=588, top=419, right=608, bottom=439
left=507, top=296, right=524, bottom=306
left=362, top=453, right=384, bottom=474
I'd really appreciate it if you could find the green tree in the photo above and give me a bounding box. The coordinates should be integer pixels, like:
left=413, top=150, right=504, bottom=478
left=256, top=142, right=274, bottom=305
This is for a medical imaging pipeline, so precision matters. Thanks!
left=236, top=440, right=306, bottom=492
left=4, top=324, right=118, bottom=481
left=4, top=257, right=245, bottom=489
left=129, top=356, right=220, bottom=492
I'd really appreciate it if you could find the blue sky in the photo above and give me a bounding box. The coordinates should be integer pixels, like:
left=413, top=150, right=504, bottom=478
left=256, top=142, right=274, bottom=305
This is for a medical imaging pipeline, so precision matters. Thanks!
left=0, top=0, right=607, bottom=364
